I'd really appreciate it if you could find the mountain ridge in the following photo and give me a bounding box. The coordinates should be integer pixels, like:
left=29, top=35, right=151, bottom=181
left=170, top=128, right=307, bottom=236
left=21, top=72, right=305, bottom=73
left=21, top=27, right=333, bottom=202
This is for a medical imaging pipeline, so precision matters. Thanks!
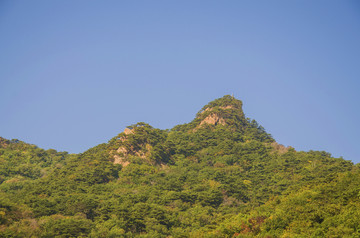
left=106, top=95, right=274, bottom=168
left=0, top=95, right=358, bottom=237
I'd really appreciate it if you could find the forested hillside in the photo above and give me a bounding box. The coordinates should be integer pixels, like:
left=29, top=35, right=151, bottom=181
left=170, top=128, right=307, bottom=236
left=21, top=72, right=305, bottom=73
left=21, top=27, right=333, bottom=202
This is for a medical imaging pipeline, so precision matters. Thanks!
left=1, top=95, right=359, bottom=237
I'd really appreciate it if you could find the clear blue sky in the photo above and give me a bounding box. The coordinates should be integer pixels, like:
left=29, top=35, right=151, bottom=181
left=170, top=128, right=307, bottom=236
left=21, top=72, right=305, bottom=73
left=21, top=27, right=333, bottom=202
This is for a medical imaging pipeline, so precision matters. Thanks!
left=1, top=1, right=359, bottom=163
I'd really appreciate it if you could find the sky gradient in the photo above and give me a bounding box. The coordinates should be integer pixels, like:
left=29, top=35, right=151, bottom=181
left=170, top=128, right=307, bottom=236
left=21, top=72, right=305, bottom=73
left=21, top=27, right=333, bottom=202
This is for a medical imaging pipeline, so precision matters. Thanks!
left=1, top=1, right=360, bottom=163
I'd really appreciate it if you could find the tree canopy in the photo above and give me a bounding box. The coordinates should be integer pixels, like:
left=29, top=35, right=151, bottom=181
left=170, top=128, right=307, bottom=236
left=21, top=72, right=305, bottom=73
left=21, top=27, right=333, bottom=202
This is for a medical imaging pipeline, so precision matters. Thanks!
left=0, top=96, right=358, bottom=237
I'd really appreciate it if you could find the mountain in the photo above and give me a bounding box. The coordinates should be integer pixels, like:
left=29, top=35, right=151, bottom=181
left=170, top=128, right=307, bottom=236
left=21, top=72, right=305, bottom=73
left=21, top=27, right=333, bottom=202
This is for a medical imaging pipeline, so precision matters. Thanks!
left=0, top=95, right=359, bottom=237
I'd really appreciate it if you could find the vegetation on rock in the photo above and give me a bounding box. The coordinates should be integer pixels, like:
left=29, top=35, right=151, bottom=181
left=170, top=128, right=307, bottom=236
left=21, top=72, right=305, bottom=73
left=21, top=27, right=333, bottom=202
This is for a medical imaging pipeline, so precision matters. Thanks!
left=0, top=96, right=358, bottom=237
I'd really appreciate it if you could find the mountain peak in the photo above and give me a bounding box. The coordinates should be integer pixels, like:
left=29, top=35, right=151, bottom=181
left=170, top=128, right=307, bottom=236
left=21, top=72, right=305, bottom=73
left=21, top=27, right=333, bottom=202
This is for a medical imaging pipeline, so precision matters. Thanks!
left=194, top=95, right=247, bottom=129
left=198, top=95, right=243, bottom=114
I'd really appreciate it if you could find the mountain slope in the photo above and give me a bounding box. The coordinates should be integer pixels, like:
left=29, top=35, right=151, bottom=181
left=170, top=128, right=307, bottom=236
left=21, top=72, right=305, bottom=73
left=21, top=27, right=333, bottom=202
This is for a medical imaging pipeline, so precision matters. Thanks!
left=0, top=96, right=358, bottom=237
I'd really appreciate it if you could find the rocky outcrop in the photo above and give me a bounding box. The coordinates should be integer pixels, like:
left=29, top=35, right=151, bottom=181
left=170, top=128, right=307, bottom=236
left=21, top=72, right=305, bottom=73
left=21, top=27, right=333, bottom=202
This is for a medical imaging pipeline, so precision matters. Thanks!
left=0, top=137, right=10, bottom=148
left=113, top=154, right=130, bottom=167
left=123, top=128, right=134, bottom=135
left=112, top=128, right=134, bottom=166
left=195, top=105, right=236, bottom=130
left=200, top=113, right=226, bottom=126
left=270, top=142, right=293, bottom=154
left=199, top=105, right=234, bottom=114
left=111, top=126, right=155, bottom=167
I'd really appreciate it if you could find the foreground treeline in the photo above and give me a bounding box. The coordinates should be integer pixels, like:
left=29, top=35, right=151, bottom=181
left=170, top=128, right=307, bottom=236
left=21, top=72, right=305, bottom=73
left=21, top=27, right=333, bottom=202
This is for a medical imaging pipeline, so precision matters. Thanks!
left=1, top=96, right=359, bottom=237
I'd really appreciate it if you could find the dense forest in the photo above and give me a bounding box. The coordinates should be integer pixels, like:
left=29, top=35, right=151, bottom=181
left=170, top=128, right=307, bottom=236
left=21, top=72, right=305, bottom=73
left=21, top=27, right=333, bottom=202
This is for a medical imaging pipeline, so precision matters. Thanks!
left=1, top=95, right=359, bottom=237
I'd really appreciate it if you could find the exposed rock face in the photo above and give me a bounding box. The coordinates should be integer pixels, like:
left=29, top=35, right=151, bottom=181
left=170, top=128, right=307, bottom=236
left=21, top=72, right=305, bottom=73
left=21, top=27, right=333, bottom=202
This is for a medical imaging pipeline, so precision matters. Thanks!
left=270, top=142, right=293, bottom=154
left=112, top=128, right=134, bottom=166
left=199, top=105, right=234, bottom=114
left=113, top=155, right=130, bottom=167
left=123, top=128, right=134, bottom=135
left=0, top=137, right=10, bottom=148
left=112, top=126, right=153, bottom=167
left=200, top=114, right=226, bottom=126
left=115, top=143, right=150, bottom=159
left=194, top=96, right=246, bottom=130
left=116, top=146, right=128, bottom=156
left=196, top=104, right=238, bottom=130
